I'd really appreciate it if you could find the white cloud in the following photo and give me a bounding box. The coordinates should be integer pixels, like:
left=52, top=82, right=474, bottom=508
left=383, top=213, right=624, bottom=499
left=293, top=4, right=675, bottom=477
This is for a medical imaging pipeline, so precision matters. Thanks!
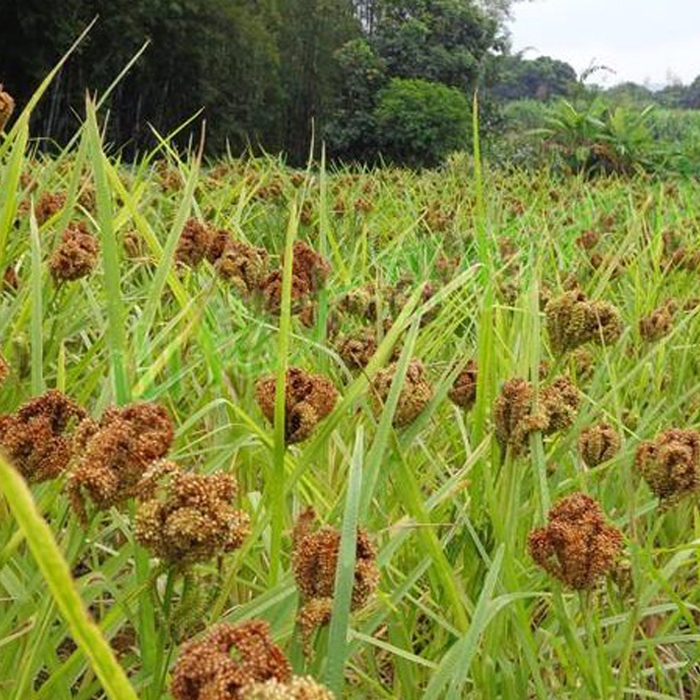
left=509, top=0, right=700, bottom=85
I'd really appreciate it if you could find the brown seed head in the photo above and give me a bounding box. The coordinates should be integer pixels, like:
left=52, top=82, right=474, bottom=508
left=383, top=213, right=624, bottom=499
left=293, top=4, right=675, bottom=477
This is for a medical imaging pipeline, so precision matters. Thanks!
left=255, top=368, right=338, bottom=444
left=495, top=376, right=579, bottom=455
left=287, top=241, right=330, bottom=293
left=448, top=360, right=478, bottom=410
left=640, top=302, right=675, bottom=342
left=171, top=621, right=291, bottom=700
left=336, top=332, right=378, bottom=370
left=635, top=429, right=700, bottom=504
left=176, top=218, right=212, bottom=268
left=292, top=509, right=378, bottom=649
left=0, top=84, right=15, bottom=132
left=578, top=423, right=621, bottom=467
left=528, top=492, right=623, bottom=589
left=49, top=223, right=99, bottom=282
left=576, top=230, right=599, bottom=250
left=68, top=402, right=174, bottom=521
left=0, top=390, right=86, bottom=483
left=215, top=240, right=268, bottom=294
left=261, top=270, right=311, bottom=314
left=546, top=291, right=623, bottom=354
left=371, top=359, right=433, bottom=427
left=539, top=376, right=580, bottom=434
left=135, top=461, right=249, bottom=566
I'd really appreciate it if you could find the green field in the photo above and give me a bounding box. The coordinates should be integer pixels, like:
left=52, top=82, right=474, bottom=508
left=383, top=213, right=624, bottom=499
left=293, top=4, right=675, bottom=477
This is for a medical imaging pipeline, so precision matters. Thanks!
left=2, top=97, right=700, bottom=700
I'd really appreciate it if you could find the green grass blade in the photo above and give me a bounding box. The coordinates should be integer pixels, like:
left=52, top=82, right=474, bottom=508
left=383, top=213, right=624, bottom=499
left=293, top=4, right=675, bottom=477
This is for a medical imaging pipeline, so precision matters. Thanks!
left=325, top=427, right=364, bottom=697
left=0, top=453, right=139, bottom=700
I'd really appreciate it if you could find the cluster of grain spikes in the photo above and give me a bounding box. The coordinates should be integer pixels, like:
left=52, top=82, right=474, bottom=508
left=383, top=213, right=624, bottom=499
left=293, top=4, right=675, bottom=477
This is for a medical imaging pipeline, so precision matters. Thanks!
left=0, top=390, right=86, bottom=483
left=67, top=402, right=174, bottom=522
left=49, top=222, right=100, bottom=283
left=635, top=428, right=700, bottom=506
left=578, top=423, right=621, bottom=467
left=171, top=619, right=333, bottom=700
left=134, top=460, right=249, bottom=567
left=528, top=492, right=623, bottom=589
left=545, top=290, right=623, bottom=354
left=370, top=359, right=433, bottom=427
left=255, top=367, right=338, bottom=444
left=262, top=240, right=330, bottom=316
left=448, top=359, right=478, bottom=411
left=292, top=508, right=379, bottom=653
left=495, top=376, right=580, bottom=455
left=0, top=84, right=14, bottom=132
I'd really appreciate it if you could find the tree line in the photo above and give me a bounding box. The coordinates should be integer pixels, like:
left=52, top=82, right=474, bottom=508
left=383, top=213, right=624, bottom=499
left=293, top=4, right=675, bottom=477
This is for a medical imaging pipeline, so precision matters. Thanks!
left=1, top=0, right=699, bottom=166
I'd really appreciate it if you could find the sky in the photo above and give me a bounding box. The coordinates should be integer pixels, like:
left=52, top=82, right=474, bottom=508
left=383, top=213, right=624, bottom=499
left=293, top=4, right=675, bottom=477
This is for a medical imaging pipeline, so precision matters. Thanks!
left=508, top=0, right=700, bottom=88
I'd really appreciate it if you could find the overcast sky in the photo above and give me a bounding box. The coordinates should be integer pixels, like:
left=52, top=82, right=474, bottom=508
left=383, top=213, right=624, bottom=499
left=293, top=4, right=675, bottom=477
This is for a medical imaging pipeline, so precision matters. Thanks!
left=509, top=0, right=700, bottom=87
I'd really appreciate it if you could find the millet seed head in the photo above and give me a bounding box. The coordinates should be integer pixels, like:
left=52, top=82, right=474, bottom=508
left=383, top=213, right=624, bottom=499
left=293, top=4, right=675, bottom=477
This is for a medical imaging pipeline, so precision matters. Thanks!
left=528, top=492, right=623, bottom=589
left=176, top=218, right=212, bottom=268
left=134, top=461, right=249, bottom=567
left=171, top=621, right=291, bottom=700
left=370, top=359, right=433, bottom=427
left=67, top=402, right=174, bottom=521
left=261, top=269, right=311, bottom=314
left=292, top=509, right=379, bottom=650
left=215, top=240, right=268, bottom=295
left=578, top=423, right=621, bottom=468
left=0, top=390, right=86, bottom=483
left=448, top=360, right=478, bottom=410
left=639, top=302, right=675, bottom=342
left=255, top=368, right=338, bottom=444
left=635, top=428, right=700, bottom=505
left=0, top=84, right=15, bottom=132
left=288, top=241, right=330, bottom=293
left=546, top=291, right=623, bottom=354
left=49, top=223, right=99, bottom=283
left=335, top=331, right=378, bottom=371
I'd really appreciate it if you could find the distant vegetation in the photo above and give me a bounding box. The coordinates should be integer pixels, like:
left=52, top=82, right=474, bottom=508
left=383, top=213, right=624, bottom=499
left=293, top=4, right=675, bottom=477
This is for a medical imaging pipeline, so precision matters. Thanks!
left=1, top=0, right=700, bottom=170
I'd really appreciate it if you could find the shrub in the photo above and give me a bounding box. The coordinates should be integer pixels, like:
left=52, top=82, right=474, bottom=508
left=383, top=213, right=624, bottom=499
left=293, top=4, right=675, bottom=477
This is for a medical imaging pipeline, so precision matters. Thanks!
left=374, top=78, right=470, bottom=168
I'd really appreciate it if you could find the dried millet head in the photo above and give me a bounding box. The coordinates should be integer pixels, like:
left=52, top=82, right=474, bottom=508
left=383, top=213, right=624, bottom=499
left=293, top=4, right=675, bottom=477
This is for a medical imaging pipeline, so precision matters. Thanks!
left=528, top=492, right=623, bottom=589
left=370, top=359, right=433, bottom=427
left=215, top=241, right=268, bottom=295
left=0, top=390, right=86, bottom=483
left=49, top=223, right=99, bottom=283
left=171, top=620, right=291, bottom=700
left=206, top=229, right=233, bottom=264
left=448, top=360, right=478, bottom=410
left=67, top=402, right=174, bottom=521
left=134, top=461, right=249, bottom=567
left=241, top=676, right=334, bottom=700
left=578, top=423, right=621, bottom=467
left=494, top=378, right=546, bottom=455
left=337, top=283, right=382, bottom=322
left=546, top=291, right=623, bottom=354
left=292, top=509, right=378, bottom=649
left=639, top=302, right=675, bottom=342
left=576, top=230, right=599, bottom=250
left=0, top=84, right=15, bottom=132
left=635, top=429, right=700, bottom=505
left=336, top=331, right=378, bottom=370
left=255, top=368, right=338, bottom=444
left=176, top=218, right=212, bottom=268
left=287, top=241, right=330, bottom=293
left=31, top=191, right=67, bottom=225
left=539, top=376, right=580, bottom=435
left=261, top=269, right=311, bottom=314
